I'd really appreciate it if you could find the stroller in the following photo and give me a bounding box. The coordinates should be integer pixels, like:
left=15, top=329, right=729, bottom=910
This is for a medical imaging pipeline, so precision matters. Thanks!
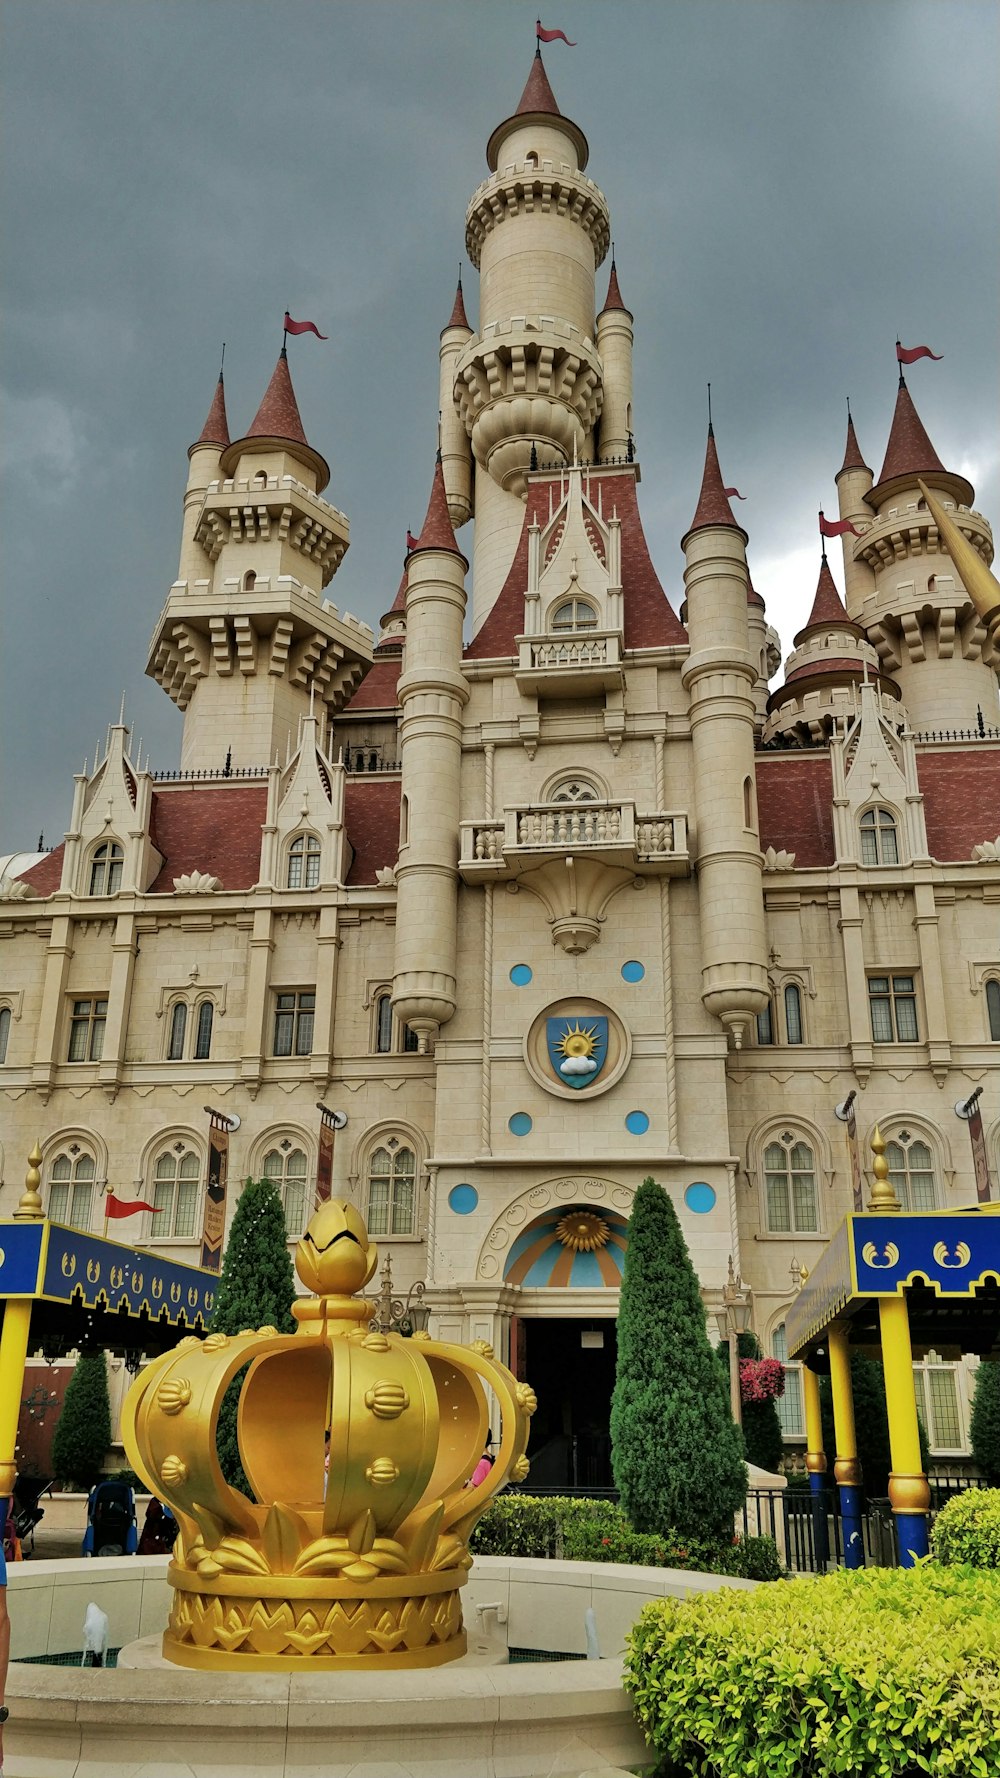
left=10, top=1476, right=54, bottom=1558
left=81, top=1480, right=138, bottom=1557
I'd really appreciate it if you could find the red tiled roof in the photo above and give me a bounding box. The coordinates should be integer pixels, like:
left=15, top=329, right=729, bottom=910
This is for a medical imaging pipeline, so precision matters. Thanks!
left=344, top=778, right=401, bottom=884
left=17, top=846, right=63, bottom=894
left=755, top=754, right=835, bottom=867
left=916, top=750, right=1000, bottom=862
left=747, top=573, right=766, bottom=609
left=515, top=50, right=561, bottom=119
left=838, top=413, right=869, bottom=476
left=194, top=374, right=230, bottom=450
left=445, top=277, right=471, bottom=331
left=600, top=260, right=628, bottom=314
left=793, top=556, right=855, bottom=645
left=684, top=427, right=743, bottom=539
left=782, top=657, right=868, bottom=687
left=410, top=455, right=466, bottom=561
left=342, top=653, right=402, bottom=712
left=147, top=785, right=266, bottom=891
left=381, top=571, right=407, bottom=628
left=876, top=380, right=944, bottom=487
left=246, top=350, right=308, bottom=447
left=465, top=469, right=685, bottom=660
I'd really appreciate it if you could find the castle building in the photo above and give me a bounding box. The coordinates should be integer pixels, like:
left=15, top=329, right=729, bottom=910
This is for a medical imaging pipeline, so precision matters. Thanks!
left=2, top=47, right=999, bottom=1486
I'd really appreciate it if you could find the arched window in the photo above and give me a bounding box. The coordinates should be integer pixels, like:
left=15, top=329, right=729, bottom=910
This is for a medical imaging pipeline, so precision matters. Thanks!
left=287, top=833, right=321, bottom=890
left=88, top=841, right=124, bottom=896
left=859, top=807, right=899, bottom=866
left=550, top=778, right=598, bottom=804
left=49, top=1149, right=96, bottom=1231
left=0, top=1006, right=10, bottom=1065
left=771, top=1324, right=804, bottom=1438
left=194, top=999, right=214, bottom=1060
left=403, top=1024, right=420, bottom=1053
left=987, top=979, right=1000, bottom=1042
left=367, top=1138, right=416, bottom=1237
left=167, top=1001, right=188, bottom=1061
left=912, top=1350, right=965, bottom=1452
left=743, top=776, right=754, bottom=829
left=551, top=598, right=598, bottom=632
left=784, top=983, right=803, bottom=1045
left=243, top=568, right=257, bottom=589
left=525, top=150, right=539, bottom=168
left=756, top=1000, right=774, bottom=1046
left=152, top=1146, right=201, bottom=1238
left=252, top=471, right=268, bottom=489
left=763, top=1134, right=818, bottom=1234
left=375, top=994, right=393, bottom=1053
left=261, top=1143, right=310, bottom=1240
left=885, top=1130, right=936, bottom=1210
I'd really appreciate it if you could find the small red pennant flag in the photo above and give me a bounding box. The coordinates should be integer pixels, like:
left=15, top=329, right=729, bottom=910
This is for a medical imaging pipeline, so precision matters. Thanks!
left=105, top=1193, right=162, bottom=1219
left=406, top=530, right=419, bottom=553
left=284, top=312, right=328, bottom=339
left=724, top=486, right=746, bottom=501
left=537, top=20, right=576, bottom=45
left=896, top=341, right=942, bottom=364
left=819, top=510, right=861, bottom=539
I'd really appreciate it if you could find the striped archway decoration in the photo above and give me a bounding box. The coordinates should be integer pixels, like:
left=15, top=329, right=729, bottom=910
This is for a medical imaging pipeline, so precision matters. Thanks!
left=503, top=1205, right=628, bottom=1288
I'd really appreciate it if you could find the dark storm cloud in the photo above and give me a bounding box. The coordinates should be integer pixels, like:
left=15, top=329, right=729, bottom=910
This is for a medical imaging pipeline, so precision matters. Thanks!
left=2, top=0, right=997, bottom=846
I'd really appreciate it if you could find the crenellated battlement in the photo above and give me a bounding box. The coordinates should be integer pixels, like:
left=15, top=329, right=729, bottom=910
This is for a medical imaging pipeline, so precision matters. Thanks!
left=465, top=163, right=610, bottom=269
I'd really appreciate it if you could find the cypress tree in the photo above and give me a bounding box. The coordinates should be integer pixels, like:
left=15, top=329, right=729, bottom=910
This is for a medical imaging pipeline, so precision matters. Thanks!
left=970, top=1360, right=1000, bottom=1482
left=51, top=1350, right=113, bottom=1487
left=611, top=1178, right=747, bottom=1542
left=717, top=1329, right=785, bottom=1473
left=210, top=1178, right=297, bottom=1490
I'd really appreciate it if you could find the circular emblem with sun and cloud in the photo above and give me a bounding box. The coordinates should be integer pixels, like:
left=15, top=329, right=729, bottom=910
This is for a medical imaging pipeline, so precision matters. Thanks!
left=523, top=998, right=631, bottom=1100
left=548, top=1017, right=608, bottom=1088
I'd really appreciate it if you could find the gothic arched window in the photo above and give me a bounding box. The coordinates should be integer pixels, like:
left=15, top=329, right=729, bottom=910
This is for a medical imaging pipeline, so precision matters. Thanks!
left=152, top=1145, right=202, bottom=1238
left=860, top=807, right=899, bottom=866
left=764, top=1134, right=819, bottom=1234
left=551, top=598, right=598, bottom=632
left=88, top=841, right=124, bottom=896
left=367, top=1138, right=416, bottom=1237
left=0, top=1006, right=10, bottom=1065
left=49, top=1148, right=96, bottom=1231
left=167, top=1001, right=188, bottom=1061
left=885, top=1130, right=936, bottom=1210
left=784, top=983, right=803, bottom=1045
left=261, top=1142, right=310, bottom=1240
left=287, top=833, right=321, bottom=890
left=987, top=978, right=1000, bottom=1042
left=550, top=778, right=599, bottom=803
left=194, top=999, right=214, bottom=1060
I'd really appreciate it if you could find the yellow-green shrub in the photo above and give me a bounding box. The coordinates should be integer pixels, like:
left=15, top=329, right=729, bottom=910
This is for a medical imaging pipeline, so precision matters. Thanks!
left=625, top=1566, right=1000, bottom=1777
left=932, top=1487, right=1000, bottom=1567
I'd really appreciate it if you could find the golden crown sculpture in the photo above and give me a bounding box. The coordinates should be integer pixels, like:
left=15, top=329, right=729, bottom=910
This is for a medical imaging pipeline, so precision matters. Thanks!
left=122, top=1200, right=534, bottom=1670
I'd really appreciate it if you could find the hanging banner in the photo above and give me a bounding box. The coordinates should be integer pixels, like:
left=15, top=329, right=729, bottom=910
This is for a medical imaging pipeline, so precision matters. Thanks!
left=202, top=1108, right=239, bottom=1272
left=836, top=1094, right=864, bottom=1213
left=315, top=1103, right=347, bottom=1209
left=969, top=1101, right=993, bottom=1204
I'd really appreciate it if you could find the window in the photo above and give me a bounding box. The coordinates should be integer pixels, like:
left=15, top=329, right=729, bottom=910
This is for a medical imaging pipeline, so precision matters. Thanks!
left=261, top=1143, right=310, bottom=1240
left=194, top=999, right=214, bottom=1060
left=367, top=1138, right=416, bottom=1236
left=860, top=807, right=899, bottom=866
left=243, top=567, right=258, bottom=588
left=375, top=993, right=393, bottom=1053
left=743, top=776, right=754, bottom=829
left=912, top=1352, right=964, bottom=1451
left=152, top=1146, right=201, bottom=1238
left=784, top=984, right=803, bottom=1046
left=885, top=1130, right=936, bottom=1210
left=0, top=1006, right=10, bottom=1064
left=49, top=1149, right=96, bottom=1231
left=756, top=989, right=804, bottom=1046
left=287, top=833, right=321, bottom=890
left=88, top=842, right=124, bottom=896
left=167, top=1002, right=188, bottom=1061
left=868, top=974, right=919, bottom=1043
left=987, top=979, right=1000, bottom=1042
left=403, top=1024, right=420, bottom=1053
left=273, top=991, right=315, bottom=1057
left=551, top=598, right=598, bottom=631
left=764, top=1134, right=819, bottom=1234
left=550, top=778, right=598, bottom=803
left=756, top=1000, right=774, bottom=1046
left=771, top=1324, right=804, bottom=1438
left=67, top=997, right=108, bottom=1062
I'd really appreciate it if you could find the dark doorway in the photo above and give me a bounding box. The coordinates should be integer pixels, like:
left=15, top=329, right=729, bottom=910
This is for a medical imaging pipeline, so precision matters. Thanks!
left=521, top=1317, right=617, bottom=1490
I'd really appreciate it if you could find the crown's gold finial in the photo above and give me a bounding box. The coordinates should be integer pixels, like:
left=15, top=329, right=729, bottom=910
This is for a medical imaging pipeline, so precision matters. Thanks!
left=867, top=1124, right=901, bottom=1212
left=15, top=1142, right=45, bottom=1220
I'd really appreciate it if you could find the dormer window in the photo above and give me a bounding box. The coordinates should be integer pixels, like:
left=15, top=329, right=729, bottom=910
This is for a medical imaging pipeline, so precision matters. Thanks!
left=551, top=598, right=598, bottom=632
left=859, top=807, right=899, bottom=866
left=287, top=833, right=321, bottom=890
left=88, top=841, right=124, bottom=896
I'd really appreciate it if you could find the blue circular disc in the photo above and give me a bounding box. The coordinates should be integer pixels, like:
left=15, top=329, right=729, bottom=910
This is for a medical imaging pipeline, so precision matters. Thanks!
left=508, top=1112, right=533, bottom=1137
left=621, top=960, right=645, bottom=983
left=625, top=1110, right=650, bottom=1135
left=684, top=1181, right=717, bottom=1215
left=509, top=964, right=533, bottom=986
left=448, top=1184, right=479, bottom=1215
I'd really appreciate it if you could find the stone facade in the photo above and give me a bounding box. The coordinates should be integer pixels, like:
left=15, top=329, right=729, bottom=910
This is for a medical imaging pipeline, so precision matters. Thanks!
left=3, top=47, right=999, bottom=1480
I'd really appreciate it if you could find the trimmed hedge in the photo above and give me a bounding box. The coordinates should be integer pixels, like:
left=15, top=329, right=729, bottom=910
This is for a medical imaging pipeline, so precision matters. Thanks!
left=469, top=1493, right=781, bottom=1581
left=625, top=1565, right=1000, bottom=1778
left=933, top=1487, right=1000, bottom=1568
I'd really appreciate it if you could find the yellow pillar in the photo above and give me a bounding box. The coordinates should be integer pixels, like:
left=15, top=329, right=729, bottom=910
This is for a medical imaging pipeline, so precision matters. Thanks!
left=878, top=1295, right=930, bottom=1565
left=828, top=1323, right=864, bottom=1567
left=802, top=1364, right=829, bottom=1566
left=0, top=1145, right=45, bottom=1502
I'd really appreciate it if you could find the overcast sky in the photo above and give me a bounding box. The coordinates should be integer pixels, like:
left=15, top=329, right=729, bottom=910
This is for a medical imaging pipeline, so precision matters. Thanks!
left=2, top=0, right=997, bottom=849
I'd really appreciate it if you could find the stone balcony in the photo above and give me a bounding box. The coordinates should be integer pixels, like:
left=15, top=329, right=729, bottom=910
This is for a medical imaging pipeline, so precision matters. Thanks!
left=459, top=800, right=689, bottom=882
left=514, top=630, right=624, bottom=698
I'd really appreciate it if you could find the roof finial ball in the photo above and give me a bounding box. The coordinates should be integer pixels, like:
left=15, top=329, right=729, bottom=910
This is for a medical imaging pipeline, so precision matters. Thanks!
left=866, top=1125, right=901, bottom=1213
left=15, top=1142, right=45, bottom=1221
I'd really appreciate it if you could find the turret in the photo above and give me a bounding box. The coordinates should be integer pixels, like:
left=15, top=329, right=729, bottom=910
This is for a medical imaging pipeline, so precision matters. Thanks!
left=595, top=258, right=634, bottom=462
left=439, top=276, right=474, bottom=529
left=764, top=553, right=901, bottom=744
left=745, top=570, right=777, bottom=729
left=680, top=426, right=769, bottom=1048
left=391, top=457, right=469, bottom=1049
left=834, top=408, right=876, bottom=619
left=179, top=371, right=230, bottom=583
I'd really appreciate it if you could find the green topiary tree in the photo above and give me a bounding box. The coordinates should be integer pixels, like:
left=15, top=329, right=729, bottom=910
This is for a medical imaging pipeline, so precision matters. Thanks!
left=716, top=1330, right=784, bottom=1474
left=819, top=1349, right=930, bottom=1499
left=210, top=1178, right=297, bottom=1490
left=51, top=1350, right=112, bottom=1487
left=970, top=1361, right=1000, bottom=1483
left=611, top=1178, right=747, bottom=1543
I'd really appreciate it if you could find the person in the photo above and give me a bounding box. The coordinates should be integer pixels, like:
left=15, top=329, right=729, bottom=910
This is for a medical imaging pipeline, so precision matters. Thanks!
left=469, top=1429, right=495, bottom=1489
left=323, top=1429, right=331, bottom=1499
left=0, top=1498, right=10, bottom=1777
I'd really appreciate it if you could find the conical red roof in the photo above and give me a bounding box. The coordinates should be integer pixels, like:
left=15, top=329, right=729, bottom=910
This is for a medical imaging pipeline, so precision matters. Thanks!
left=876, top=379, right=945, bottom=486
left=684, top=427, right=743, bottom=537
left=838, top=413, right=869, bottom=475
left=515, top=49, right=561, bottom=118
left=600, top=259, right=628, bottom=314
left=445, top=276, right=470, bottom=331
left=379, top=571, right=407, bottom=636
left=409, top=455, right=467, bottom=562
left=247, top=349, right=308, bottom=447
left=193, top=374, right=230, bottom=450
left=747, top=577, right=766, bottom=609
left=807, top=557, right=849, bottom=627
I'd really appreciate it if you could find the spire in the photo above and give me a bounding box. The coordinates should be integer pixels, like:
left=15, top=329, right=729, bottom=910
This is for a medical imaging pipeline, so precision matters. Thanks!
left=876, top=377, right=945, bottom=487
left=486, top=49, right=588, bottom=171
left=684, top=426, right=745, bottom=539
left=600, top=257, right=628, bottom=314
left=192, top=372, right=230, bottom=451
left=247, top=349, right=309, bottom=447
left=379, top=571, right=408, bottom=634
left=445, top=273, right=470, bottom=332
left=409, top=454, right=468, bottom=563
left=838, top=410, right=869, bottom=476
left=792, top=554, right=856, bottom=646
left=515, top=48, right=561, bottom=119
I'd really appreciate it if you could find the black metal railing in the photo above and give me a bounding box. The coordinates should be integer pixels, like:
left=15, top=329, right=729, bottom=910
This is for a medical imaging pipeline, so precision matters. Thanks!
left=151, top=765, right=269, bottom=782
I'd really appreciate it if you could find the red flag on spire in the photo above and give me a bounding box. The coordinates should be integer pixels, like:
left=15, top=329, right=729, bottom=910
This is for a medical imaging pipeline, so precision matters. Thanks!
left=896, top=341, right=942, bottom=364
left=724, top=486, right=746, bottom=501
left=537, top=20, right=576, bottom=44
left=819, top=510, right=861, bottom=539
left=284, top=312, right=328, bottom=339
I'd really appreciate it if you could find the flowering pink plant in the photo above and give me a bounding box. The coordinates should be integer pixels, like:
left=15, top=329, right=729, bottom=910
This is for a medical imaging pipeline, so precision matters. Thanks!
left=739, top=1357, right=785, bottom=1404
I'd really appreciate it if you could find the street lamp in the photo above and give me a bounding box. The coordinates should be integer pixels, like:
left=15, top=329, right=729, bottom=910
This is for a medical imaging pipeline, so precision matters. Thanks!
left=714, top=1255, right=753, bottom=1426
left=365, top=1251, right=430, bottom=1336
